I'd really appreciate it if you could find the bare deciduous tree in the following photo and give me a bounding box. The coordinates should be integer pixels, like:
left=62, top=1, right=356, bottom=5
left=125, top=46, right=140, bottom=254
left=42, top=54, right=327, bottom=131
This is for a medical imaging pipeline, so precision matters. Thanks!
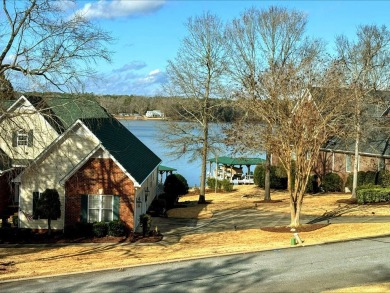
left=0, top=0, right=112, bottom=93
left=161, top=12, right=229, bottom=203
left=335, top=25, right=390, bottom=198
left=227, top=6, right=346, bottom=227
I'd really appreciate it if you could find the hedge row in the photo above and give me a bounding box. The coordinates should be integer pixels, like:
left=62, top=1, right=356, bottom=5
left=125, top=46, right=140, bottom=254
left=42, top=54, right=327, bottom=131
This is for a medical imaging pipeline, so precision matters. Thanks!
left=356, top=188, right=390, bottom=204
left=92, top=220, right=127, bottom=237
left=346, top=170, right=390, bottom=189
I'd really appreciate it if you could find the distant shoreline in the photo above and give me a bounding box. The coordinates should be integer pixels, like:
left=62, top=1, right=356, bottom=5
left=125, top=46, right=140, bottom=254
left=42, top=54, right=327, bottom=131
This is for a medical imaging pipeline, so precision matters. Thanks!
left=114, top=115, right=166, bottom=121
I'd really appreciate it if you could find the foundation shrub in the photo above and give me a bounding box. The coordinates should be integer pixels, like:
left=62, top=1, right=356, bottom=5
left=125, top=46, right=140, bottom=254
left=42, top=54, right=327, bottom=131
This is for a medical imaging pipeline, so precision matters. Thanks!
left=322, top=173, right=343, bottom=192
left=253, top=164, right=289, bottom=190
left=92, top=222, right=108, bottom=238
left=108, top=220, right=127, bottom=237
left=378, top=170, right=390, bottom=187
left=346, top=171, right=379, bottom=190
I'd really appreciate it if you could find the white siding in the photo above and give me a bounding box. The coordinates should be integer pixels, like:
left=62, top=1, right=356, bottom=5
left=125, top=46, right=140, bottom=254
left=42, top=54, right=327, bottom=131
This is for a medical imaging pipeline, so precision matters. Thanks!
left=19, top=125, right=99, bottom=229
left=0, top=99, right=58, bottom=161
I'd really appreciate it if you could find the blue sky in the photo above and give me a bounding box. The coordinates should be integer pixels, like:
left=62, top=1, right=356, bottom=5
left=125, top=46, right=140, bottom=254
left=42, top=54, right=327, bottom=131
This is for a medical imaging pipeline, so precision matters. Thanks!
left=74, top=0, right=390, bottom=96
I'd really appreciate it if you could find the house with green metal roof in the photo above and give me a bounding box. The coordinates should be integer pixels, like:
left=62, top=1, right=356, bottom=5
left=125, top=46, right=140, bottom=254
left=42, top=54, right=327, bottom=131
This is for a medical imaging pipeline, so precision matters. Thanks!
left=14, top=117, right=161, bottom=231
left=0, top=95, right=161, bottom=230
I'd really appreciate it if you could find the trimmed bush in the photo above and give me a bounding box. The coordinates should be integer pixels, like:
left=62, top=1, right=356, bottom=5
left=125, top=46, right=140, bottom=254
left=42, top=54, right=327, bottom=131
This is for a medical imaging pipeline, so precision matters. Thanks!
left=322, top=173, right=343, bottom=192
left=92, top=222, right=108, bottom=238
left=164, top=173, right=189, bottom=208
left=254, top=164, right=265, bottom=188
left=108, top=220, right=127, bottom=237
left=356, top=184, right=382, bottom=191
left=253, top=164, right=289, bottom=190
left=364, top=171, right=378, bottom=185
left=357, top=188, right=390, bottom=204
left=379, top=170, right=390, bottom=187
left=221, top=179, right=233, bottom=192
left=346, top=171, right=377, bottom=190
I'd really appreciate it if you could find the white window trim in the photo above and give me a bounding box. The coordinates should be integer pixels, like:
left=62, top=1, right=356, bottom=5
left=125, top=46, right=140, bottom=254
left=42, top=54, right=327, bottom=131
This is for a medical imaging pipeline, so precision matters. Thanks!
left=17, top=130, right=28, bottom=146
left=346, top=154, right=352, bottom=172
left=88, top=194, right=113, bottom=223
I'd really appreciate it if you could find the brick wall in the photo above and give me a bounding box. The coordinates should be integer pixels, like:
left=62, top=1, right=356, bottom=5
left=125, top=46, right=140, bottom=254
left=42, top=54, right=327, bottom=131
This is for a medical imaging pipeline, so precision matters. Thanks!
left=65, top=158, right=135, bottom=230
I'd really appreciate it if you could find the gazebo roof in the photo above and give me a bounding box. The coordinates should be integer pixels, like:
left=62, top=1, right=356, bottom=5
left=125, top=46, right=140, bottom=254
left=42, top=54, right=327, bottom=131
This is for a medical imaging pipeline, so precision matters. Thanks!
left=158, top=165, right=177, bottom=172
left=208, top=156, right=265, bottom=166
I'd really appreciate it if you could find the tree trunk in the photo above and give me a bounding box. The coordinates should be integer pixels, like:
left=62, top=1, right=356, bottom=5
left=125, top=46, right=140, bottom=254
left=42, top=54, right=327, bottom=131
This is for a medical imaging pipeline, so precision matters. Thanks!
left=199, top=103, right=209, bottom=204
left=289, top=198, right=302, bottom=227
left=352, top=91, right=361, bottom=199
left=352, top=130, right=359, bottom=198
left=264, top=152, right=271, bottom=201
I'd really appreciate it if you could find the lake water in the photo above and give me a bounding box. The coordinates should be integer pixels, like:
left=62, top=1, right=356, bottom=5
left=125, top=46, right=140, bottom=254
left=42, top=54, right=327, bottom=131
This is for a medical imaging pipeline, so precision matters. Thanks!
left=121, top=120, right=204, bottom=187
left=121, top=120, right=264, bottom=187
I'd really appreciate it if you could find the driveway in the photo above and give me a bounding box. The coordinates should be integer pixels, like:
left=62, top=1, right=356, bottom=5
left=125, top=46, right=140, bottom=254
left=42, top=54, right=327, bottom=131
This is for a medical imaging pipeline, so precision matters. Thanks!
left=150, top=207, right=390, bottom=245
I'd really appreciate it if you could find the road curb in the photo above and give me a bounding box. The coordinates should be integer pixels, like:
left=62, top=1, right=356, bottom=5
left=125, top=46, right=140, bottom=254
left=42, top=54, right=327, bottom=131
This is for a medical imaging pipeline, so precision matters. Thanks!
left=1, top=233, right=390, bottom=284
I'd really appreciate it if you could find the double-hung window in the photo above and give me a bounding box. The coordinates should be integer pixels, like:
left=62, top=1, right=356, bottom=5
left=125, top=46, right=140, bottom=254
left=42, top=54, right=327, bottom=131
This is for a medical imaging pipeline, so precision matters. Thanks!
left=17, top=130, right=28, bottom=146
left=12, top=129, right=33, bottom=147
left=88, top=195, right=114, bottom=223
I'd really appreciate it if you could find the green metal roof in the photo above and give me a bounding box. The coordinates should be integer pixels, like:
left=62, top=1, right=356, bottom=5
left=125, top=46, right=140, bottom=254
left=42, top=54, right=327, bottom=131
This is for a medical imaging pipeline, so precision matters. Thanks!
left=158, top=165, right=177, bottom=172
left=0, top=99, right=16, bottom=110
left=208, top=156, right=265, bottom=166
left=25, top=95, right=110, bottom=133
left=82, top=118, right=161, bottom=184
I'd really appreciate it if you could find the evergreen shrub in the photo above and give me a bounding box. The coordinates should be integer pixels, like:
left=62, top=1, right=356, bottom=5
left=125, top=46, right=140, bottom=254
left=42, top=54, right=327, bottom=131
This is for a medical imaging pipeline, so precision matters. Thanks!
left=108, top=220, right=127, bottom=237
left=322, top=173, right=343, bottom=192
left=221, top=179, right=233, bottom=192
left=356, top=188, right=390, bottom=204
left=379, top=170, right=390, bottom=187
left=253, top=164, right=289, bottom=190
left=206, top=177, right=222, bottom=190
left=92, top=222, right=108, bottom=238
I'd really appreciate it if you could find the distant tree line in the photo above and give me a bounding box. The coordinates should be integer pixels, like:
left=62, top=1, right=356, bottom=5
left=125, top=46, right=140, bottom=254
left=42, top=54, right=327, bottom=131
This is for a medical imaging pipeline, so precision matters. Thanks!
left=96, top=94, right=243, bottom=122
left=1, top=91, right=244, bottom=123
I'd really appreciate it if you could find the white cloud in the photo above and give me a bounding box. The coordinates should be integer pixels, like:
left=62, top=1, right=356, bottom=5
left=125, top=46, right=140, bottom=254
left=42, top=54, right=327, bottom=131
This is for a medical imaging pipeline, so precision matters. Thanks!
left=138, top=69, right=166, bottom=84
left=76, top=0, right=166, bottom=20
left=85, top=67, right=166, bottom=96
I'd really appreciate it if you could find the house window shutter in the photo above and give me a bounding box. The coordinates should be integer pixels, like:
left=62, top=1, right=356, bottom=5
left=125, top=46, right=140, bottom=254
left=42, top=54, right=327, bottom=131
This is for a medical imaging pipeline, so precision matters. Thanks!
left=32, top=192, right=40, bottom=219
left=28, top=130, right=33, bottom=147
left=80, top=195, right=88, bottom=223
left=113, top=196, right=120, bottom=221
left=12, top=131, right=17, bottom=147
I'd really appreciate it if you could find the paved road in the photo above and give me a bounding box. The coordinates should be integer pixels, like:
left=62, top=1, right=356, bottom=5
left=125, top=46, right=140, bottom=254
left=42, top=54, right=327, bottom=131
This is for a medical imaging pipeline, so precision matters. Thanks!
left=2, top=236, right=390, bottom=292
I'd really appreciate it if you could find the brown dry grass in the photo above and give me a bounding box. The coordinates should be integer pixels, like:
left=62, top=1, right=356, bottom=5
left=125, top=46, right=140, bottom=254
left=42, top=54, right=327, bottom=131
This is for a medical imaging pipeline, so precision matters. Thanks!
left=1, top=185, right=390, bottom=291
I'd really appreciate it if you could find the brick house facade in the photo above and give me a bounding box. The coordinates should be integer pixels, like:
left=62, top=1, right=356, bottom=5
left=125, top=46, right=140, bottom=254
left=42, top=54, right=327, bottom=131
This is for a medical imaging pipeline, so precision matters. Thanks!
left=65, top=158, right=135, bottom=230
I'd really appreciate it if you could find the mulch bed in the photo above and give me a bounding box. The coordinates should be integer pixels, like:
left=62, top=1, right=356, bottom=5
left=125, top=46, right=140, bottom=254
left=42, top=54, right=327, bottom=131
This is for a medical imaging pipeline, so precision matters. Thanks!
left=0, top=231, right=163, bottom=245
left=261, top=224, right=329, bottom=233
left=253, top=200, right=283, bottom=204
left=0, top=261, right=17, bottom=275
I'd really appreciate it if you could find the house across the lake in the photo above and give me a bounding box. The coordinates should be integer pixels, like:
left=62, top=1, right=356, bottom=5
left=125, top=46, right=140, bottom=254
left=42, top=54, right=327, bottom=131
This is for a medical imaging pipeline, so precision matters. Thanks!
left=145, top=110, right=164, bottom=118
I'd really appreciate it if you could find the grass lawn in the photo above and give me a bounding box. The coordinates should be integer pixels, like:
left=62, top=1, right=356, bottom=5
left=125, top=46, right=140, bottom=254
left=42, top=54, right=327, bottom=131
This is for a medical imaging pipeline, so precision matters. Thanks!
left=1, top=185, right=389, bottom=292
